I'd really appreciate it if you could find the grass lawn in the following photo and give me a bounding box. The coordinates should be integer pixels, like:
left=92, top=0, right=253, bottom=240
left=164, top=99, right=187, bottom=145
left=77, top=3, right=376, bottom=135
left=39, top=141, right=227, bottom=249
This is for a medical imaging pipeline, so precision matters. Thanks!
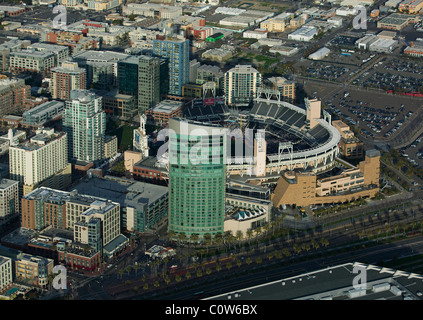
left=108, top=124, right=135, bottom=151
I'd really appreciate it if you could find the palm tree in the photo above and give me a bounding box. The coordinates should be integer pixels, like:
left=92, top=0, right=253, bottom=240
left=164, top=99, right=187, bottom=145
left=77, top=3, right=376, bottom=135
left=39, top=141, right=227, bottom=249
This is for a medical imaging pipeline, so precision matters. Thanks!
left=267, top=252, right=274, bottom=261
left=204, top=233, right=212, bottom=253
left=270, top=221, right=277, bottom=235
left=133, top=286, right=139, bottom=294
left=185, top=271, right=191, bottom=280
left=178, top=232, right=187, bottom=244
left=196, top=269, right=203, bottom=278
left=254, top=227, right=262, bottom=246
left=216, top=263, right=222, bottom=273
left=311, top=239, right=320, bottom=250
left=223, top=231, right=234, bottom=252
left=163, top=257, right=169, bottom=273
left=226, top=262, right=232, bottom=271
left=190, top=233, right=199, bottom=245
left=164, top=275, right=171, bottom=285
left=154, top=280, right=160, bottom=288
left=206, top=267, right=212, bottom=275
left=235, top=230, right=243, bottom=247
left=126, top=265, right=132, bottom=276
left=320, top=237, right=329, bottom=248
left=236, top=259, right=242, bottom=268
left=274, top=249, right=282, bottom=259
left=282, top=248, right=291, bottom=258
left=246, top=229, right=254, bottom=246
left=175, top=274, right=182, bottom=282
left=255, top=257, right=262, bottom=265
left=263, top=223, right=271, bottom=236
left=118, top=269, right=124, bottom=280
left=214, top=233, right=223, bottom=250
left=246, top=257, right=252, bottom=265
left=133, top=264, right=140, bottom=277
left=143, top=283, right=149, bottom=291
left=168, top=230, right=176, bottom=241
left=293, top=243, right=302, bottom=255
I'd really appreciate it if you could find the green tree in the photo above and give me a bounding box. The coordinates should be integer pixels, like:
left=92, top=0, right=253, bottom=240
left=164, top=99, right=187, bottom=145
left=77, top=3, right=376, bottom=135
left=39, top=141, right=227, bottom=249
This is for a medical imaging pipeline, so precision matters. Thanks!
left=128, top=13, right=136, bottom=21
left=246, top=257, right=252, bottom=265
left=216, top=263, right=222, bottom=272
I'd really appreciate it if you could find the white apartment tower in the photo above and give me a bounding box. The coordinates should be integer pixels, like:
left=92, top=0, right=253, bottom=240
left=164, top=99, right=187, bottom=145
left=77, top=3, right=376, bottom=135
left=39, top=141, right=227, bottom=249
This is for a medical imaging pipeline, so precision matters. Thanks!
left=224, top=65, right=262, bottom=106
left=0, top=256, right=12, bottom=292
left=9, top=128, right=70, bottom=195
left=0, top=178, right=19, bottom=218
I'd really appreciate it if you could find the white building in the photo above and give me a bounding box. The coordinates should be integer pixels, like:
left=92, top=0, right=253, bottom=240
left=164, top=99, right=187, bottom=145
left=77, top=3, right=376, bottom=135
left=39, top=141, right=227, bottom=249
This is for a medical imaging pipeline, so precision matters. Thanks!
left=0, top=178, right=19, bottom=218
left=243, top=29, right=268, bottom=39
left=336, top=7, right=358, bottom=16
left=224, top=65, right=262, bottom=106
left=327, top=16, right=343, bottom=27
left=123, top=3, right=182, bottom=19
left=0, top=256, right=12, bottom=293
left=9, top=128, right=70, bottom=194
left=75, top=199, right=121, bottom=247
left=269, top=46, right=299, bottom=56
left=308, top=47, right=331, bottom=60
left=288, top=26, right=318, bottom=41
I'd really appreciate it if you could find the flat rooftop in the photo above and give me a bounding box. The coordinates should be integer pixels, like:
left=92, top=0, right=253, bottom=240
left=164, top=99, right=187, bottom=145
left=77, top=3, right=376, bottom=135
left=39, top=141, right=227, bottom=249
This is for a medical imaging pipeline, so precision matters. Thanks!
left=73, top=175, right=168, bottom=209
left=153, top=100, right=183, bottom=114
left=204, top=262, right=423, bottom=300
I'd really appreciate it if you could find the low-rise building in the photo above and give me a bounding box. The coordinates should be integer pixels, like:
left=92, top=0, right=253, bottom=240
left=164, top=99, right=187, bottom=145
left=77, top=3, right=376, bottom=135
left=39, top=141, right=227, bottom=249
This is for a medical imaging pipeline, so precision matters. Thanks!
left=73, top=175, right=169, bottom=233
left=272, top=150, right=380, bottom=207
left=15, top=253, right=54, bottom=288
left=224, top=194, right=272, bottom=238
left=0, top=179, right=19, bottom=219
left=104, top=135, right=118, bottom=159
left=145, top=99, right=183, bottom=126
left=0, top=255, right=12, bottom=293
left=22, top=100, right=65, bottom=128
left=288, top=25, right=318, bottom=41
left=332, top=120, right=364, bottom=159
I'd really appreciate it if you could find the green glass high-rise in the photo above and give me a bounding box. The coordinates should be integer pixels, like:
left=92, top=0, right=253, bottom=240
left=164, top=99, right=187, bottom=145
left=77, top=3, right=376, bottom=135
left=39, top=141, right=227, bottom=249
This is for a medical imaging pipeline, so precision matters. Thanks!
left=168, top=118, right=226, bottom=239
left=117, top=55, right=164, bottom=115
left=63, top=89, right=106, bottom=163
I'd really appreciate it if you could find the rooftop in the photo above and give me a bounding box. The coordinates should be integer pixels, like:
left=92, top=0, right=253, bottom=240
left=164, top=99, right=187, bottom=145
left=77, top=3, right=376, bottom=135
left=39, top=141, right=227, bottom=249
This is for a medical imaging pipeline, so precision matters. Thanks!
left=0, top=178, right=18, bottom=189
left=204, top=262, right=423, bottom=300
left=152, top=100, right=183, bottom=114
left=73, top=175, right=168, bottom=209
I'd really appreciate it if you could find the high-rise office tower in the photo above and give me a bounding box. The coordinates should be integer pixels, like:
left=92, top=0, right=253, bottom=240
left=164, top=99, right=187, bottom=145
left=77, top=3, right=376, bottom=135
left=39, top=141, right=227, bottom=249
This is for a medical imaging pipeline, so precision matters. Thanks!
left=168, top=118, right=226, bottom=239
left=117, top=56, right=139, bottom=101
left=51, top=61, right=86, bottom=101
left=152, top=38, right=189, bottom=96
left=63, top=89, right=106, bottom=163
left=224, top=65, right=262, bottom=106
left=118, top=55, right=163, bottom=115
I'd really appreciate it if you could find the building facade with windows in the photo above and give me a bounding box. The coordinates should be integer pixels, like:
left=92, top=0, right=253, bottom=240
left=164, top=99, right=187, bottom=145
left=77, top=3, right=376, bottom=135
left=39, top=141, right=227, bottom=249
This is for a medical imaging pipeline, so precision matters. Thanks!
left=51, top=61, right=86, bottom=101
left=168, top=119, right=227, bottom=239
left=152, top=38, right=190, bottom=96
left=9, top=128, right=71, bottom=195
left=224, top=65, right=262, bottom=106
left=63, top=89, right=106, bottom=163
